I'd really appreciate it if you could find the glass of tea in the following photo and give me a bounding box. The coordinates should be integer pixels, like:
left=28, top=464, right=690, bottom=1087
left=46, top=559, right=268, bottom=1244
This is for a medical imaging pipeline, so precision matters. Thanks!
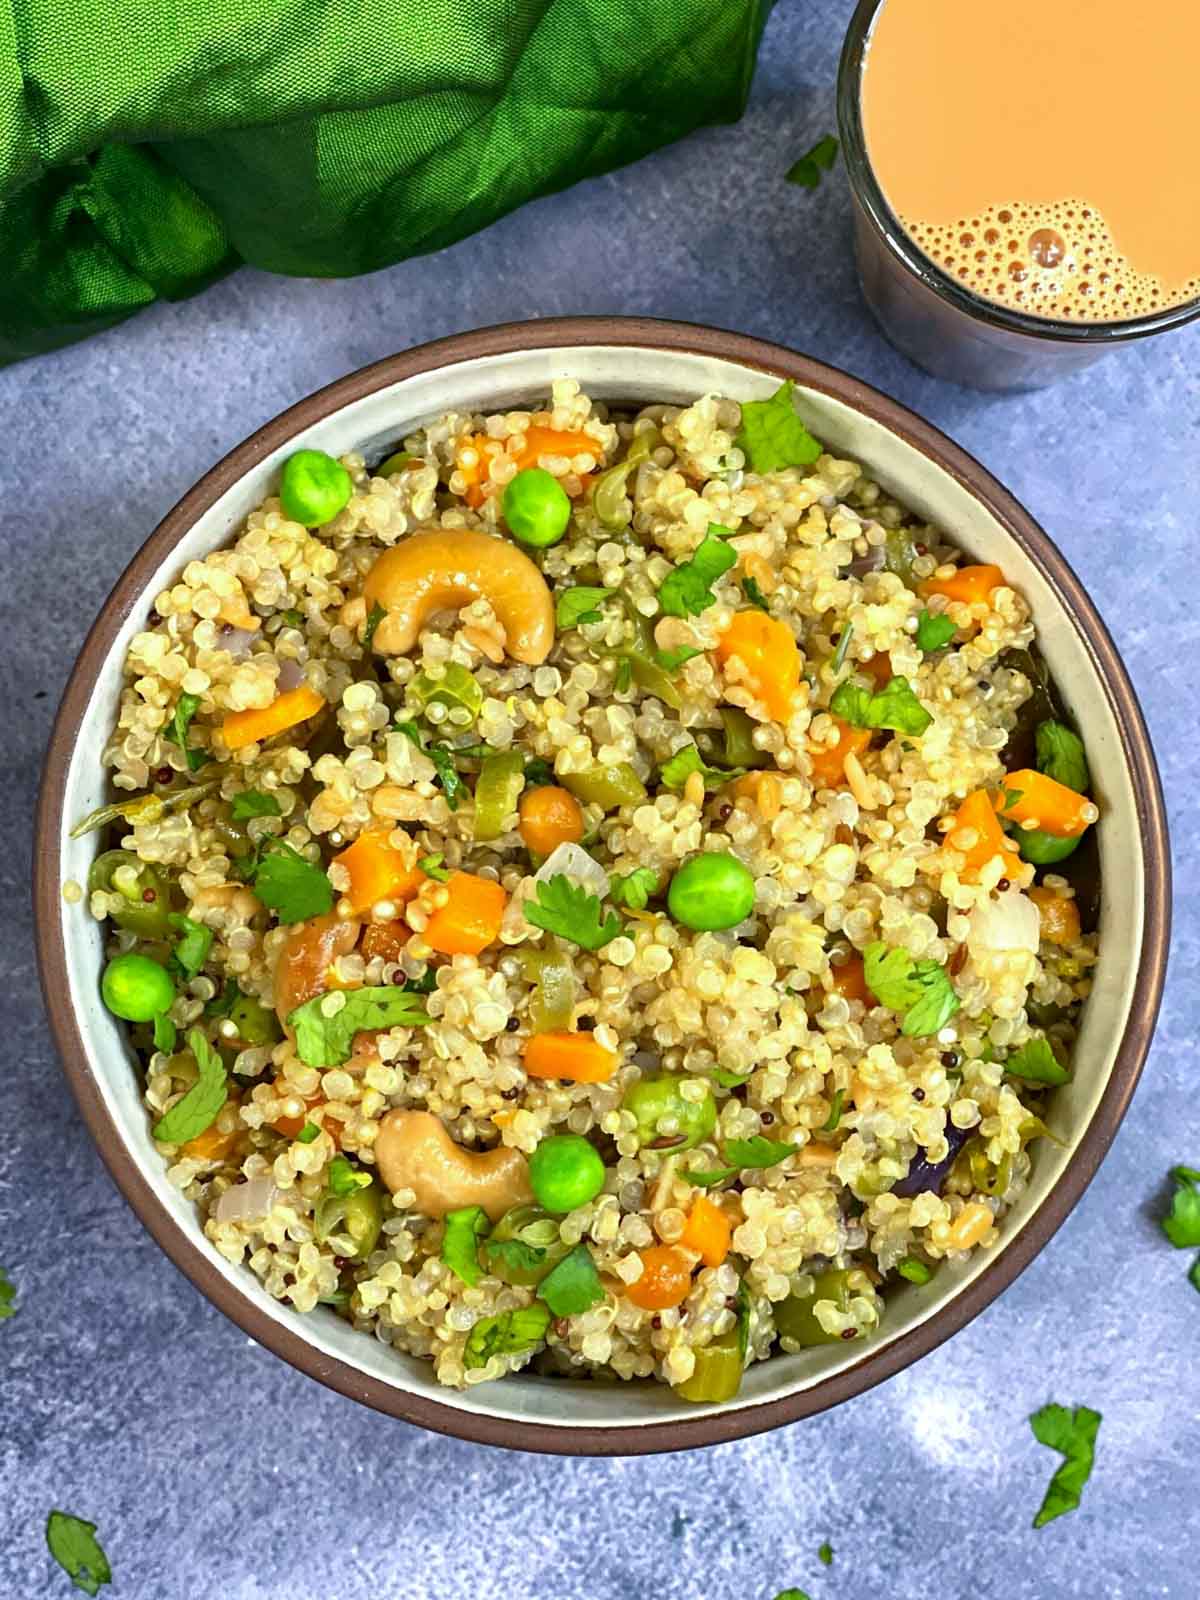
left=837, top=0, right=1200, bottom=391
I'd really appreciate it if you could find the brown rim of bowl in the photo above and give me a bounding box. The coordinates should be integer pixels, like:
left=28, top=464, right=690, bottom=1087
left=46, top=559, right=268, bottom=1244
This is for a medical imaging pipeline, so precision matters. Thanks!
left=34, top=315, right=1170, bottom=1455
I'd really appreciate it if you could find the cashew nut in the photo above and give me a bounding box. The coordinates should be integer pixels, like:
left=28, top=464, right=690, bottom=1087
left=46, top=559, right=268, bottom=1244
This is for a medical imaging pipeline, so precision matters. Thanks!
left=274, top=912, right=361, bottom=1025
left=361, top=529, right=555, bottom=664
left=374, top=1109, right=533, bottom=1220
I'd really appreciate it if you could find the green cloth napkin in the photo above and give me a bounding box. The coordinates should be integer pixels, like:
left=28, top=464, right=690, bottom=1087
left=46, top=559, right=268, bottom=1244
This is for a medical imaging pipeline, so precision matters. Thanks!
left=0, top=0, right=771, bottom=366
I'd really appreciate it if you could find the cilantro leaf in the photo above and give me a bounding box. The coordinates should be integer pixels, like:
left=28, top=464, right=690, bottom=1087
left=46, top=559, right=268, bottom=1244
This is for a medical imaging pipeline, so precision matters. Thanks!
left=915, top=610, right=957, bottom=652
left=0, top=1265, right=16, bottom=1320
left=168, top=913, right=213, bottom=980
left=1030, top=1403, right=1102, bottom=1528
left=326, top=1155, right=372, bottom=1197
left=609, top=867, right=660, bottom=910
left=1189, top=1256, right=1200, bottom=1295
left=897, top=1257, right=933, bottom=1285
left=463, top=1302, right=552, bottom=1370
left=404, top=968, right=438, bottom=996
left=204, top=979, right=242, bottom=1019
left=657, top=530, right=738, bottom=618
left=46, top=1512, right=112, bottom=1597
left=818, top=1542, right=834, bottom=1566
left=231, top=789, right=282, bottom=821
left=479, top=1237, right=548, bottom=1278
left=557, top=586, right=615, bottom=628
left=1036, top=720, right=1090, bottom=793
left=656, top=645, right=702, bottom=671
left=742, top=576, right=770, bottom=612
left=419, top=852, right=452, bottom=883
left=164, top=691, right=206, bottom=772
left=251, top=841, right=333, bottom=923
left=442, top=1205, right=490, bottom=1287
left=362, top=600, right=386, bottom=653
left=785, top=131, right=839, bottom=189
left=153, top=1028, right=228, bottom=1145
left=819, top=1089, right=845, bottom=1133
left=711, top=1067, right=751, bottom=1088
left=863, top=942, right=960, bottom=1037
left=735, top=380, right=823, bottom=474
left=1005, top=1037, right=1070, bottom=1086
left=772, top=1590, right=812, bottom=1600
left=1162, top=1166, right=1200, bottom=1248
left=831, top=674, right=933, bottom=736
left=524, top=757, right=556, bottom=787
left=152, top=1012, right=177, bottom=1053
left=289, top=986, right=430, bottom=1069
left=685, top=1135, right=795, bottom=1187
left=426, top=743, right=464, bottom=810
left=538, top=1244, right=605, bottom=1317
left=660, top=744, right=747, bottom=793
left=682, top=1166, right=739, bottom=1188
left=524, top=874, right=626, bottom=952
left=296, top=1122, right=320, bottom=1144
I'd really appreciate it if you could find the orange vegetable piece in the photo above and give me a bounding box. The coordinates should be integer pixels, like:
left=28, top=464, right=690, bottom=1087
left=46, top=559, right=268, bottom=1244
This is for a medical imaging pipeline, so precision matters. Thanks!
left=221, top=683, right=326, bottom=752
left=455, top=433, right=501, bottom=508
left=679, top=1195, right=732, bottom=1268
left=271, top=1092, right=343, bottom=1149
left=714, top=611, right=802, bottom=722
left=1028, top=886, right=1082, bottom=946
left=523, top=1031, right=618, bottom=1083
left=515, top=426, right=603, bottom=475
left=423, top=871, right=507, bottom=956
left=182, top=1114, right=242, bottom=1164
left=830, top=954, right=871, bottom=1004
left=518, top=785, right=584, bottom=856
left=360, top=920, right=411, bottom=964
left=918, top=564, right=1006, bottom=606
left=274, top=912, right=361, bottom=1026
left=945, top=790, right=1023, bottom=882
left=863, top=651, right=892, bottom=687
left=334, top=830, right=424, bottom=916
left=624, top=1245, right=694, bottom=1310
left=995, top=770, right=1092, bottom=838
left=808, top=718, right=872, bottom=789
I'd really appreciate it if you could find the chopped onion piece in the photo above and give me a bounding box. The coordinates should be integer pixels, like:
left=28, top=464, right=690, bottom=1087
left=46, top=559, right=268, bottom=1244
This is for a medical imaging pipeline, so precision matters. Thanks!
left=968, top=888, right=1040, bottom=956
left=213, top=1178, right=281, bottom=1225
left=531, top=841, right=609, bottom=898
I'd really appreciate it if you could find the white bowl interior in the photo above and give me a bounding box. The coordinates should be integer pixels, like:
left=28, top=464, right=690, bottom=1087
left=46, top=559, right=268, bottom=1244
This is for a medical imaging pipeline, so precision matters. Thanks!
left=54, top=344, right=1141, bottom=1434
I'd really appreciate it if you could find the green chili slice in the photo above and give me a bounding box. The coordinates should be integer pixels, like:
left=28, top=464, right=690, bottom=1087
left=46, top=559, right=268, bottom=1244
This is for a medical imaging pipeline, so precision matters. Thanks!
left=473, top=750, right=526, bottom=840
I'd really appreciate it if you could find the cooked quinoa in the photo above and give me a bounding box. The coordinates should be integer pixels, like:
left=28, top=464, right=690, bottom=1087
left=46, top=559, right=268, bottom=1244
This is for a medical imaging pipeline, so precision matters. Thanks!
left=79, top=377, right=1100, bottom=1398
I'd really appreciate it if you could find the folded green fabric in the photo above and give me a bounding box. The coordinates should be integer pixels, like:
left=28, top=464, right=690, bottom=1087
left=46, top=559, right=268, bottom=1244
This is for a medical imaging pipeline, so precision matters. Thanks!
left=0, top=0, right=771, bottom=366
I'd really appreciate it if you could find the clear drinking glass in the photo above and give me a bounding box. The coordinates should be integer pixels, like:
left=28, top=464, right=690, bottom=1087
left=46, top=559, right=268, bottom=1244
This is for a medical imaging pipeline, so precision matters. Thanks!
left=836, top=0, right=1200, bottom=391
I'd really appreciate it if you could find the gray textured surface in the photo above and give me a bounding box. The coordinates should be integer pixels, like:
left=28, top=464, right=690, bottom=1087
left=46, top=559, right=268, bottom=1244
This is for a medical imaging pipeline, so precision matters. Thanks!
left=2, top=3, right=1196, bottom=1596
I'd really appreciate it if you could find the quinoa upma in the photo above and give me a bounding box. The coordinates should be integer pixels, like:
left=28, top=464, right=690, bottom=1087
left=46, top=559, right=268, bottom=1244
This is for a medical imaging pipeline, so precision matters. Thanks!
left=76, top=378, right=1100, bottom=1397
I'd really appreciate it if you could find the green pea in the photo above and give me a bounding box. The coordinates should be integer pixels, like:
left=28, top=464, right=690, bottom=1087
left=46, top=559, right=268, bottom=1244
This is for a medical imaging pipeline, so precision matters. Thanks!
left=101, top=953, right=176, bottom=1023
left=1016, top=828, right=1080, bottom=865
left=622, top=1074, right=716, bottom=1153
left=667, top=852, right=755, bottom=931
left=528, top=1134, right=606, bottom=1214
left=279, top=449, right=353, bottom=527
left=502, top=468, right=571, bottom=549
left=774, top=1268, right=857, bottom=1348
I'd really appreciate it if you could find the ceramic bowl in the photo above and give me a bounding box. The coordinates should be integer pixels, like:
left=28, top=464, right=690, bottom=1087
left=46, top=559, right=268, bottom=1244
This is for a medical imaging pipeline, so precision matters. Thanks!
left=34, top=317, right=1169, bottom=1453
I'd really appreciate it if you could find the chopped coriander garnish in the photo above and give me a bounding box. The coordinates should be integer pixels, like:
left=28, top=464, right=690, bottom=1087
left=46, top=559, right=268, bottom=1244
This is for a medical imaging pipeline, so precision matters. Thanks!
left=0, top=1265, right=16, bottom=1320
left=537, top=1243, right=604, bottom=1317
left=831, top=674, right=933, bottom=736
left=656, top=645, right=702, bottom=671
left=741, top=575, right=770, bottom=612
left=204, top=979, right=243, bottom=1019
left=46, top=1511, right=112, bottom=1597
left=418, top=852, right=452, bottom=883
left=250, top=840, right=333, bottom=923
left=281, top=608, right=304, bottom=627
left=819, top=1089, right=845, bottom=1133
left=404, top=968, right=438, bottom=996
left=167, top=913, right=213, bottom=980
left=289, top=986, right=430, bottom=1069
left=863, top=942, right=960, bottom=1037
left=915, top=609, right=957, bottom=652
left=462, top=1302, right=552, bottom=1370
left=785, top=132, right=838, bottom=189
left=441, top=1204, right=490, bottom=1287
left=152, top=1029, right=227, bottom=1146
left=608, top=867, right=659, bottom=910
left=524, top=756, right=556, bottom=788
left=152, top=1012, right=177, bottom=1053
left=557, top=586, right=615, bottom=628
left=1161, top=1166, right=1200, bottom=1248
left=711, top=1066, right=751, bottom=1088
left=685, top=1135, right=795, bottom=1187
left=479, top=1236, right=548, bottom=1278
left=660, top=743, right=747, bottom=793
left=772, top=1590, right=811, bottom=1600
left=164, top=690, right=206, bottom=772
left=897, top=1257, right=933, bottom=1285
left=296, top=1122, right=320, bottom=1144
left=362, top=600, right=386, bottom=653
left=1029, top=1402, right=1102, bottom=1528
left=1004, top=1037, right=1069, bottom=1086
left=230, top=789, right=282, bottom=821
left=525, top=874, right=626, bottom=952
left=817, top=1541, right=834, bottom=1566
left=426, top=743, right=464, bottom=810
left=657, top=528, right=738, bottom=618
left=326, top=1155, right=373, bottom=1198
left=735, top=380, right=822, bottom=474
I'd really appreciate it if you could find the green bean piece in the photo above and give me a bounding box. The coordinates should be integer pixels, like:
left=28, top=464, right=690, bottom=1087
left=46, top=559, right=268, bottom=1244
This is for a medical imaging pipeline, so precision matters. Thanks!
left=87, top=850, right=174, bottom=939
left=377, top=451, right=414, bottom=477
left=673, top=1318, right=744, bottom=1403
left=622, top=1074, right=716, bottom=1153
left=480, top=1204, right=569, bottom=1286
left=624, top=653, right=682, bottom=710
left=472, top=750, right=526, bottom=841
left=228, top=993, right=282, bottom=1047
left=591, top=426, right=659, bottom=530
left=717, top=708, right=769, bottom=770
left=966, top=1139, right=1012, bottom=1199
left=516, top=944, right=576, bottom=1033
left=70, top=780, right=218, bottom=841
left=410, top=662, right=484, bottom=723
left=315, top=1181, right=384, bottom=1261
left=775, top=1268, right=855, bottom=1347
left=560, top=762, right=647, bottom=810
left=883, top=526, right=920, bottom=587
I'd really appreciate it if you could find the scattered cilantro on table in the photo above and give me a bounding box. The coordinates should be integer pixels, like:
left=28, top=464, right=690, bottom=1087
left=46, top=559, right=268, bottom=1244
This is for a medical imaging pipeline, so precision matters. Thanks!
left=1029, top=1403, right=1102, bottom=1528
left=46, top=1512, right=112, bottom=1597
